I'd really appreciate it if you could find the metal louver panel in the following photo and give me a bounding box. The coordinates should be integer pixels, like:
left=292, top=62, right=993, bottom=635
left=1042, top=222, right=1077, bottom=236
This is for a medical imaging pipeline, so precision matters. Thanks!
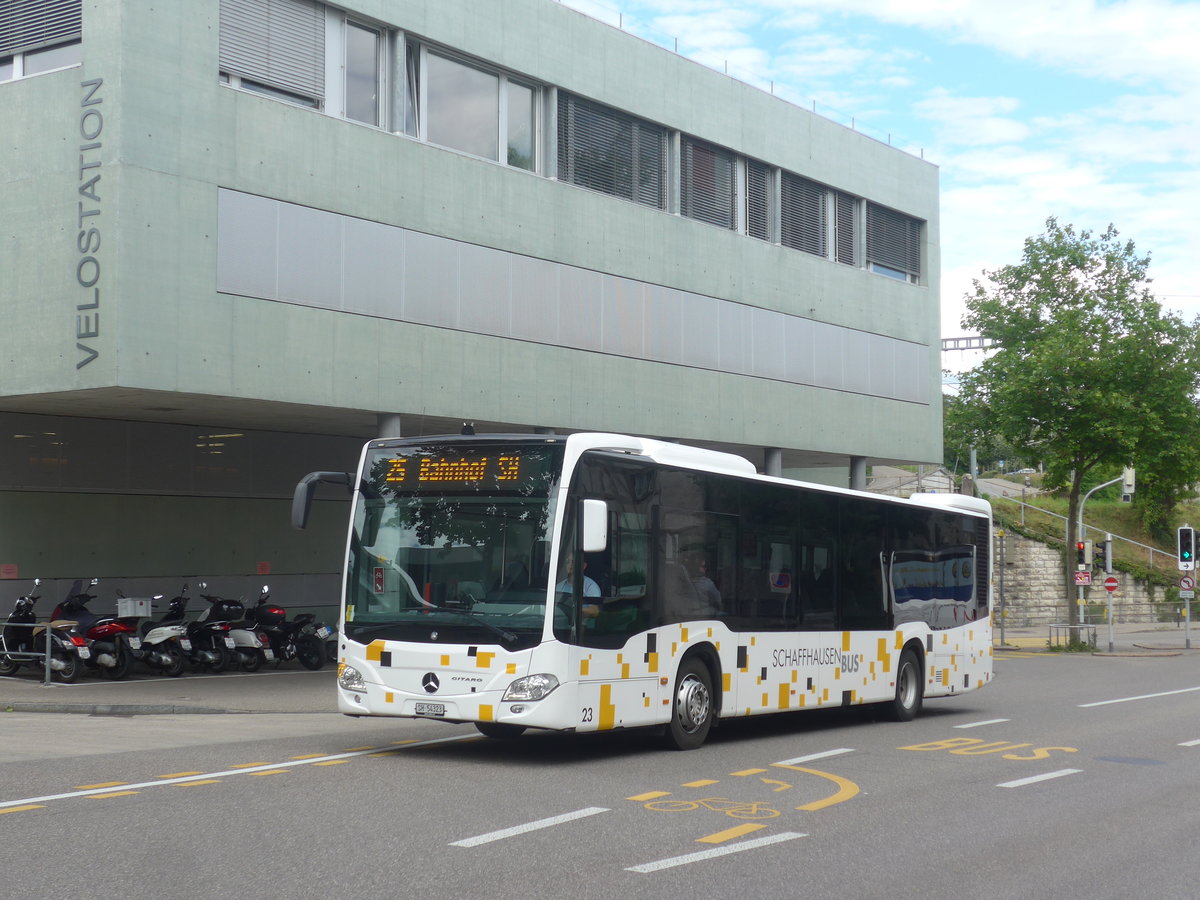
left=977, top=522, right=991, bottom=611
left=780, top=172, right=826, bottom=257
left=219, top=0, right=325, bottom=101
left=0, top=0, right=81, bottom=57
left=681, top=136, right=736, bottom=229
left=834, top=191, right=858, bottom=266
left=557, top=91, right=665, bottom=210
left=866, top=201, right=922, bottom=277
left=745, top=159, right=770, bottom=241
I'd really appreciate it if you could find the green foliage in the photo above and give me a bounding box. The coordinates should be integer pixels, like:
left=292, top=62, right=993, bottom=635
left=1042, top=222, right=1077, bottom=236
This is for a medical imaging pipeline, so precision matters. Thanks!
left=953, top=218, right=1200, bottom=620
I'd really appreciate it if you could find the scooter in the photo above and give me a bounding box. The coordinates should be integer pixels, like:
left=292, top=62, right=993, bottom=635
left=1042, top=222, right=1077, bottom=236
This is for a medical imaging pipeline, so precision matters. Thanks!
left=159, top=582, right=237, bottom=673
left=243, top=585, right=330, bottom=670
left=130, top=592, right=191, bottom=678
left=52, top=579, right=141, bottom=680
left=0, top=578, right=87, bottom=682
left=196, top=586, right=274, bottom=672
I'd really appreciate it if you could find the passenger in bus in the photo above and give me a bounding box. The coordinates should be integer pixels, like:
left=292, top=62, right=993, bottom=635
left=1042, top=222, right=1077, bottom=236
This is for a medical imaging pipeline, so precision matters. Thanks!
left=684, top=551, right=722, bottom=613
left=556, top=557, right=602, bottom=619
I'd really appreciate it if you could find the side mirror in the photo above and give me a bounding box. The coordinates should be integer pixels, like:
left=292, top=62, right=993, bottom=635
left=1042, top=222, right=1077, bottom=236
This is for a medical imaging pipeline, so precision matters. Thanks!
left=292, top=471, right=353, bottom=530
left=581, top=499, right=608, bottom=553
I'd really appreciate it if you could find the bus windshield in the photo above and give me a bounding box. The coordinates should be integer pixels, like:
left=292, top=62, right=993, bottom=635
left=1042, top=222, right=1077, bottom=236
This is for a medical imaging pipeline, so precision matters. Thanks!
left=343, top=441, right=565, bottom=650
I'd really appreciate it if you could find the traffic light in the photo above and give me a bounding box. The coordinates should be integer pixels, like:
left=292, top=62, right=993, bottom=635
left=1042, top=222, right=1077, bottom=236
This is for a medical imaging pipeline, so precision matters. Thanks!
left=1076, top=541, right=1086, bottom=568
left=1095, top=539, right=1112, bottom=574
left=1076, top=540, right=1094, bottom=568
left=1178, top=525, right=1195, bottom=571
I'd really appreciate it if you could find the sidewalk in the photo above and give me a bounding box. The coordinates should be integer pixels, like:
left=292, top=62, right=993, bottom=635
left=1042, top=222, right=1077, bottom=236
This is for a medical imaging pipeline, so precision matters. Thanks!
left=0, top=666, right=338, bottom=716
left=996, top=620, right=1200, bottom=656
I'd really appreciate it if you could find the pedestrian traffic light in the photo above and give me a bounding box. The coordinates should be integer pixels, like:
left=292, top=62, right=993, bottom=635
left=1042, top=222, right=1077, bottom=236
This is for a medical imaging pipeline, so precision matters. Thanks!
left=1178, top=525, right=1195, bottom=571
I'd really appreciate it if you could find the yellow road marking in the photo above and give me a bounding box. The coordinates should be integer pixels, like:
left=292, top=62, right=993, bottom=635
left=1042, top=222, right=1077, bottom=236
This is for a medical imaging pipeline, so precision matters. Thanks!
left=682, top=780, right=719, bottom=787
left=175, top=780, right=222, bottom=787
left=0, top=805, right=44, bottom=815
left=771, top=764, right=860, bottom=811
left=314, top=760, right=349, bottom=767
left=342, top=746, right=374, bottom=752
left=247, top=769, right=288, bottom=776
left=87, top=791, right=140, bottom=799
left=157, top=772, right=203, bottom=778
left=628, top=791, right=671, bottom=802
left=76, top=781, right=127, bottom=789
left=697, top=823, right=766, bottom=844
left=730, top=768, right=766, bottom=776
left=289, top=754, right=325, bottom=760
left=229, top=762, right=274, bottom=768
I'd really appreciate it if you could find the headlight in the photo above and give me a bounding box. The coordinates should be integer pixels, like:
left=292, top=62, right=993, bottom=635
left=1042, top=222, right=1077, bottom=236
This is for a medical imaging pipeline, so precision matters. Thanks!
left=338, top=663, right=366, bottom=693
left=502, top=673, right=559, bottom=702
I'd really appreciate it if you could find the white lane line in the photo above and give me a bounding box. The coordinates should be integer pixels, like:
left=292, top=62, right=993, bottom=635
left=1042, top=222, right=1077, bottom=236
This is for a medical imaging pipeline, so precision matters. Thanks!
left=997, top=769, right=1082, bottom=788
left=1079, top=685, right=1200, bottom=708
left=626, top=832, right=807, bottom=873
left=450, top=807, right=610, bottom=847
left=0, top=733, right=475, bottom=809
left=1179, top=739, right=1200, bottom=747
left=773, top=749, right=854, bottom=766
left=954, top=718, right=1010, bottom=729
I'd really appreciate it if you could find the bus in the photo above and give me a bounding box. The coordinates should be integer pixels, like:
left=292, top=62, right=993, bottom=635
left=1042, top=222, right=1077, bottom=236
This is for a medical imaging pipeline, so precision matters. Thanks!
left=293, top=432, right=992, bottom=749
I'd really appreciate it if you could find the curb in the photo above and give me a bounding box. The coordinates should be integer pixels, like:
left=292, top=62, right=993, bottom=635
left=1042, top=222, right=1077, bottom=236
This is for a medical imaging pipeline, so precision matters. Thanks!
left=2, top=701, right=238, bottom=715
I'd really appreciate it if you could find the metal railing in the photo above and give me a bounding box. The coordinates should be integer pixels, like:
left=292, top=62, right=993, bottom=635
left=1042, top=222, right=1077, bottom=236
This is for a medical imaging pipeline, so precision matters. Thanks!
left=0, top=620, right=55, bottom=685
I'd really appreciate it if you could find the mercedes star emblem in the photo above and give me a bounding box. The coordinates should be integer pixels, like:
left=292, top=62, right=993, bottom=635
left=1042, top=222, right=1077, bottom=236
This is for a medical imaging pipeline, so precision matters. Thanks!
left=422, top=672, right=440, bottom=694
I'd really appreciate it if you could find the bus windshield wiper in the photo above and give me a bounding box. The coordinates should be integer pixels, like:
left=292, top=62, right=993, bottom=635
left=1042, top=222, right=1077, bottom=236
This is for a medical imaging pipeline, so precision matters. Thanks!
left=351, top=608, right=519, bottom=646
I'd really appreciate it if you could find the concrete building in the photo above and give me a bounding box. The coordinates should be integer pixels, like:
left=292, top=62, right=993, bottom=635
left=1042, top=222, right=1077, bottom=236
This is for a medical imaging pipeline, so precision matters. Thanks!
left=1, top=0, right=941, bottom=609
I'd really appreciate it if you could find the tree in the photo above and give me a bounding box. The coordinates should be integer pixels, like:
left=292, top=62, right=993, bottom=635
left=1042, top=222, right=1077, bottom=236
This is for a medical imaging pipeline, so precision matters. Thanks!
left=953, top=219, right=1200, bottom=623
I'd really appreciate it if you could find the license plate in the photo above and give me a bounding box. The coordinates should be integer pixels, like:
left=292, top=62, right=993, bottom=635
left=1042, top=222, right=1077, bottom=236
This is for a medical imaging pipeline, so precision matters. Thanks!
left=414, top=702, right=445, bottom=717
left=76, top=647, right=91, bottom=659
left=180, top=639, right=192, bottom=650
left=128, top=637, right=141, bottom=650
left=263, top=649, right=274, bottom=660
left=224, top=637, right=236, bottom=649
left=315, top=625, right=333, bottom=640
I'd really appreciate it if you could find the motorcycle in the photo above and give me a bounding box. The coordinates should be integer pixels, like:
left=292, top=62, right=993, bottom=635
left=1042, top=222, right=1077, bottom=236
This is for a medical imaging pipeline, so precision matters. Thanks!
left=0, top=578, right=87, bottom=682
left=243, top=585, right=331, bottom=670
left=159, top=582, right=238, bottom=673
left=52, top=579, right=141, bottom=680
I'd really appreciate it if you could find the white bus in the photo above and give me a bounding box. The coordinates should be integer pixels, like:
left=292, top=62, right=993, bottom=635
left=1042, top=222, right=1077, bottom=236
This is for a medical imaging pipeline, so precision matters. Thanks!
left=293, top=432, right=993, bottom=749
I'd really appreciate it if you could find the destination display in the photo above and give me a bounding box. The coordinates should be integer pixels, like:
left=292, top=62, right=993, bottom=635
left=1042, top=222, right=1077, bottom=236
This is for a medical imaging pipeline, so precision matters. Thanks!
left=366, top=444, right=562, bottom=495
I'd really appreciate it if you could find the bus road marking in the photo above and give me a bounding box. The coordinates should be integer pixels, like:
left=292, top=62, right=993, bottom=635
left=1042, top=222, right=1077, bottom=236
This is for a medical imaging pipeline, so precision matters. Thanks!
left=1079, top=685, right=1200, bottom=708
left=626, top=832, right=807, bottom=873
left=773, top=748, right=854, bottom=766
left=997, top=769, right=1082, bottom=788
left=450, top=807, right=609, bottom=847
left=771, top=763, right=860, bottom=811
left=954, top=719, right=1011, bottom=729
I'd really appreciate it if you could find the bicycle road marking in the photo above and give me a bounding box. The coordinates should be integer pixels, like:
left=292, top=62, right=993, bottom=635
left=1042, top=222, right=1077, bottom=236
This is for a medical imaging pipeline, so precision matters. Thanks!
left=625, top=832, right=807, bottom=873
left=1079, top=685, right=1200, bottom=708
left=449, top=807, right=610, bottom=847
left=0, top=732, right=477, bottom=811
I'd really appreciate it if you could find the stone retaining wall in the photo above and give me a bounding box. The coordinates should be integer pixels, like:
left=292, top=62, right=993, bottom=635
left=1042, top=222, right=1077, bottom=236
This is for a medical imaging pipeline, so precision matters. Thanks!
left=994, top=531, right=1177, bottom=626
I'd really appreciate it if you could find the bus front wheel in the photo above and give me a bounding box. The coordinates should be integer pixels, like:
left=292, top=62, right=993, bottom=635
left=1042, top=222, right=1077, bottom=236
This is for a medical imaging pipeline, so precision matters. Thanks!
left=666, top=658, right=714, bottom=750
left=887, top=647, right=923, bottom=722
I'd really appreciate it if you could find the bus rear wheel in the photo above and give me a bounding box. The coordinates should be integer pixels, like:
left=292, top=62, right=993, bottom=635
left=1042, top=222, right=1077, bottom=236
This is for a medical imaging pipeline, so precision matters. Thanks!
left=666, top=658, right=714, bottom=750
left=886, top=647, right=923, bottom=722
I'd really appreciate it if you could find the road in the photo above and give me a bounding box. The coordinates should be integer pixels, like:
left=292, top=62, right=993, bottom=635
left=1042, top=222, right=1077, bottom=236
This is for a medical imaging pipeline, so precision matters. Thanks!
left=3, top=652, right=1200, bottom=899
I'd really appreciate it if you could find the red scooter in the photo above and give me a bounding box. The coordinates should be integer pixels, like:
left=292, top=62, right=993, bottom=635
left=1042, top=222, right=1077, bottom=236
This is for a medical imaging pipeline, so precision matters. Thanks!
left=52, top=579, right=141, bottom=680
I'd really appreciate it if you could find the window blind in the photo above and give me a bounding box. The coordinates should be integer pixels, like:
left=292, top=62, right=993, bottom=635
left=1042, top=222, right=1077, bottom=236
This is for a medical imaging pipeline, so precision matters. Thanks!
left=0, top=0, right=81, bottom=58
left=866, top=202, right=922, bottom=278
left=219, top=0, right=325, bottom=102
left=681, top=136, right=736, bottom=230
left=557, top=91, right=665, bottom=210
left=780, top=172, right=826, bottom=257
left=745, top=159, right=770, bottom=241
left=834, top=191, right=858, bottom=266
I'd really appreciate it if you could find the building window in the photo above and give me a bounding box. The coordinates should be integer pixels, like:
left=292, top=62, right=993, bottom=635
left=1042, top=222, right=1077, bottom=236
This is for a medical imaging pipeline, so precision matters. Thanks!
left=834, top=191, right=859, bottom=266
left=745, top=159, right=772, bottom=242
left=219, top=0, right=325, bottom=108
left=780, top=172, right=827, bottom=258
left=557, top=91, right=666, bottom=210
left=1, top=0, right=82, bottom=82
left=344, top=21, right=381, bottom=126
left=680, top=136, right=736, bottom=230
left=866, top=201, right=922, bottom=283
left=424, top=51, right=499, bottom=160
left=506, top=79, right=536, bottom=171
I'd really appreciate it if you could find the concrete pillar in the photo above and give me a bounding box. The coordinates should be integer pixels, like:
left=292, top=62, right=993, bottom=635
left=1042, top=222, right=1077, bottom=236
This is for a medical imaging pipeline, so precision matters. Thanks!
left=764, top=447, right=782, bottom=477
left=849, top=456, right=867, bottom=491
left=377, top=414, right=403, bottom=438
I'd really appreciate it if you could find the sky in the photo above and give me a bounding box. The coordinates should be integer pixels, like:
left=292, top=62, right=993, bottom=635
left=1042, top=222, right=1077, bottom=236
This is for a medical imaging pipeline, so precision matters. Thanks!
left=558, top=0, right=1200, bottom=374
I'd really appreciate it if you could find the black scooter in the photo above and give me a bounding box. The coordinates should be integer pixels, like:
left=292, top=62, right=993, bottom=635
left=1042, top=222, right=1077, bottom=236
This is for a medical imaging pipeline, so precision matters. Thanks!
left=0, top=578, right=87, bottom=682
left=242, top=585, right=330, bottom=670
